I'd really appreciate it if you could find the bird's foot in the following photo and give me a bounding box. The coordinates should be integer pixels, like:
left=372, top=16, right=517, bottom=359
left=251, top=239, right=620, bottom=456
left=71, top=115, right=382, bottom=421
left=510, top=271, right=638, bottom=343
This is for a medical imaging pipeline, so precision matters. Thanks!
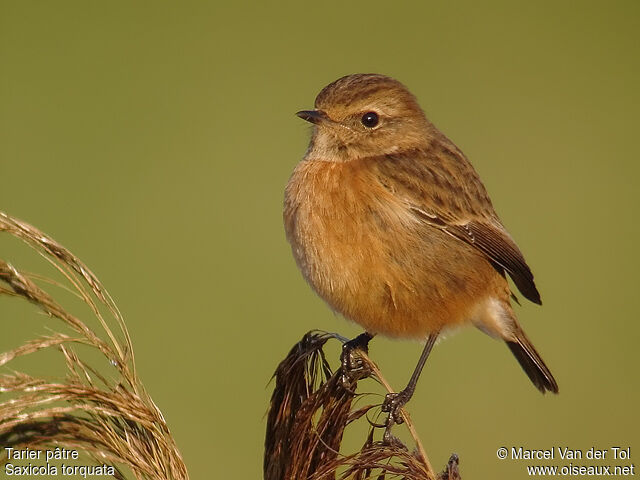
left=381, top=388, right=413, bottom=425
left=381, top=389, right=413, bottom=445
left=339, top=332, right=373, bottom=390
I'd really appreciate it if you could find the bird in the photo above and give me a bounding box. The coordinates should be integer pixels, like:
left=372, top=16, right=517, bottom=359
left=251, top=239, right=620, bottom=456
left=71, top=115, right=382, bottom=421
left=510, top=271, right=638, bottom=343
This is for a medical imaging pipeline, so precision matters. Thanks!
left=283, top=73, right=558, bottom=429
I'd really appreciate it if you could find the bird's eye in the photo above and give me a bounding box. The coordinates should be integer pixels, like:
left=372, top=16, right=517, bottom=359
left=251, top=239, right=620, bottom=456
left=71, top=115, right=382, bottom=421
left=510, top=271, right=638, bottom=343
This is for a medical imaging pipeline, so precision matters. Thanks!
left=360, top=111, right=379, bottom=128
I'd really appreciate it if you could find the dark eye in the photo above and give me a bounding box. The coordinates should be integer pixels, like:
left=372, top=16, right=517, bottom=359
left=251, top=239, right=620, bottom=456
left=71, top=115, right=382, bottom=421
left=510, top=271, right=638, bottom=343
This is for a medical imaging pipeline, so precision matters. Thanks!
left=361, top=111, right=379, bottom=128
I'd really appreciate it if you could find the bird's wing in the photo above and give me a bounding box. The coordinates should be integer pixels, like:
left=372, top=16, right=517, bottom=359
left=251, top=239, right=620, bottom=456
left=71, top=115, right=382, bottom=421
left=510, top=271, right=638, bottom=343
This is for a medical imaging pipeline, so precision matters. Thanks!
left=370, top=141, right=542, bottom=305
left=411, top=208, right=541, bottom=304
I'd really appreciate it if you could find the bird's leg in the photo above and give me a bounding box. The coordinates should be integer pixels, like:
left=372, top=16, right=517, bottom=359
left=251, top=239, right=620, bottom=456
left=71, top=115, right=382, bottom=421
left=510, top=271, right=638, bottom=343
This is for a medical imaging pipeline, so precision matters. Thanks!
left=382, top=331, right=439, bottom=438
left=340, top=332, right=375, bottom=387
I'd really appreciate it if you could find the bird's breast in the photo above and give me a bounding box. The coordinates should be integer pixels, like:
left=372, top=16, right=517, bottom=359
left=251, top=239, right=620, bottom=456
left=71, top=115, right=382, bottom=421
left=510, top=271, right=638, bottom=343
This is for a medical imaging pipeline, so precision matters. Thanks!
left=283, top=158, right=497, bottom=338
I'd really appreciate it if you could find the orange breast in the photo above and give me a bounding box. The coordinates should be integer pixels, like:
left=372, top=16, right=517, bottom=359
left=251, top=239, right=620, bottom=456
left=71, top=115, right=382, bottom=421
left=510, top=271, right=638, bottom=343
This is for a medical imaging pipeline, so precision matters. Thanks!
left=284, top=158, right=500, bottom=339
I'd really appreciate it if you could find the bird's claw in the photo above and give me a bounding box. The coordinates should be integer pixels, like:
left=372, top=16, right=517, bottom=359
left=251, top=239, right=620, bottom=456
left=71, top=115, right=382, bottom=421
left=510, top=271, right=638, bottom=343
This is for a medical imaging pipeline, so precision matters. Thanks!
left=381, top=390, right=412, bottom=447
left=381, top=390, right=411, bottom=425
left=339, top=333, right=373, bottom=390
left=382, top=426, right=408, bottom=450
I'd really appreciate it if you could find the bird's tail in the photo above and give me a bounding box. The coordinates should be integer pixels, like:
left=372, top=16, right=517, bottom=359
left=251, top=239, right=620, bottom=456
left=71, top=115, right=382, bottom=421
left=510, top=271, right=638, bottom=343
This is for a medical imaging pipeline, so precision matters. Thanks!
left=506, top=327, right=559, bottom=394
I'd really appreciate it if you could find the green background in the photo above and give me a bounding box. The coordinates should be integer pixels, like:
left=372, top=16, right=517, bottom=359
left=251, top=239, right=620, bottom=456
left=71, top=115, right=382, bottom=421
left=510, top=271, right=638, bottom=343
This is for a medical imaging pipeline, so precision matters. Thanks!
left=1, top=1, right=638, bottom=478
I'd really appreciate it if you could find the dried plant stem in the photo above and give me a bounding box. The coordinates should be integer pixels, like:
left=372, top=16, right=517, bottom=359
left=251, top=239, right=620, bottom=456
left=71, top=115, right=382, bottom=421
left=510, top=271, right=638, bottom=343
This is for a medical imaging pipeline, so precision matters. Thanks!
left=359, top=349, right=435, bottom=476
left=264, top=331, right=461, bottom=480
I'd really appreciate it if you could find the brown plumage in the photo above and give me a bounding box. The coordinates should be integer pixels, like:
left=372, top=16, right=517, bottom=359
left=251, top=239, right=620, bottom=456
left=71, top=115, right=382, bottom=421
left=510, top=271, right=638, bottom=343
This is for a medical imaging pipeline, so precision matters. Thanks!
left=284, top=73, right=558, bottom=394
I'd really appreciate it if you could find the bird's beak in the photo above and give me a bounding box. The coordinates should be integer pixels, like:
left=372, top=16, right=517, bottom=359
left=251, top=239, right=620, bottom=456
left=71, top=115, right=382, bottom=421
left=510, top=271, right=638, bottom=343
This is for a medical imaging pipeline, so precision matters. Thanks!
left=296, top=109, right=329, bottom=125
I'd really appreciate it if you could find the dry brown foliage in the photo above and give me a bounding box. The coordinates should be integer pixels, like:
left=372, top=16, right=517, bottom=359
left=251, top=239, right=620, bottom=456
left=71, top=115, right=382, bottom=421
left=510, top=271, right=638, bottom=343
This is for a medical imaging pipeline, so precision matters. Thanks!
left=0, top=212, right=188, bottom=480
left=264, top=331, right=462, bottom=480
